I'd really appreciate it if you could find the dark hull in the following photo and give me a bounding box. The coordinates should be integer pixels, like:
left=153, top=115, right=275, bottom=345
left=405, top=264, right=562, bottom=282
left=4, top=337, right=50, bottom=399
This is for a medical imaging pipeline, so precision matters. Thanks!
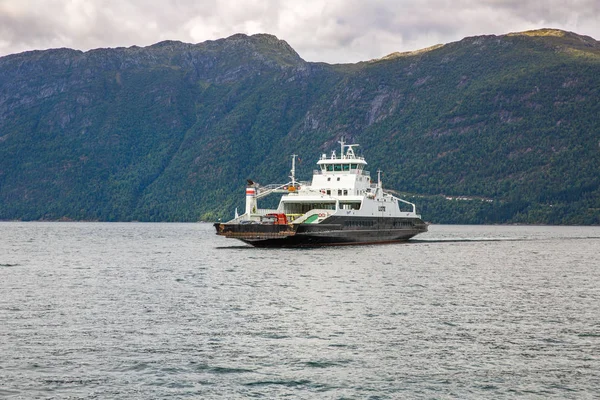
left=214, top=216, right=427, bottom=248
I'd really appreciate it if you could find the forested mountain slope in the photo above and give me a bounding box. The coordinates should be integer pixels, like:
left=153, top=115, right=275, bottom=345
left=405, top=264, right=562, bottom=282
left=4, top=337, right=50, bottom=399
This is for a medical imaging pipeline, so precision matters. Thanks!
left=1, top=29, right=599, bottom=224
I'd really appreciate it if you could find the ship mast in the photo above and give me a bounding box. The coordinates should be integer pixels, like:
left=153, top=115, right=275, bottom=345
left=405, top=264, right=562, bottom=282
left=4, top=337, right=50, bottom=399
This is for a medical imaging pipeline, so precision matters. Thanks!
left=290, top=154, right=297, bottom=187
left=338, top=137, right=359, bottom=159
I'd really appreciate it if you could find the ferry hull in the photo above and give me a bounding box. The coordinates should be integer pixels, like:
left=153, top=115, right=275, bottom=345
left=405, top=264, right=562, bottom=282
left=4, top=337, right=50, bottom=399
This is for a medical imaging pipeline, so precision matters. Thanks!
left=214, top=217, right=427, bottom=248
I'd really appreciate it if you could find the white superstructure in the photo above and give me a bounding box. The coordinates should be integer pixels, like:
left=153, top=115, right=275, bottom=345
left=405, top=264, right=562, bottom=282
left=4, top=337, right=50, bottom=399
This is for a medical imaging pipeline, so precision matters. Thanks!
left=238, top=139, right=421, bottom=224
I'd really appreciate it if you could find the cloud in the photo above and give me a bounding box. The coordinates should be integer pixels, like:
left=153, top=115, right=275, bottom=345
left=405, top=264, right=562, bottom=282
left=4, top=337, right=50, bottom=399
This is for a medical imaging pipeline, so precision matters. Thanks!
left=0, top=0, right=599, bottom=63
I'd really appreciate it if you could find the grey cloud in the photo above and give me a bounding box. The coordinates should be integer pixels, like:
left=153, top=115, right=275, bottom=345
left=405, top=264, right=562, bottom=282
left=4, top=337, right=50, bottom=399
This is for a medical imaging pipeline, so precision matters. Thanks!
left=0, top=8, right=62, bottom=50
left=478, top=0, right=600, bottom=22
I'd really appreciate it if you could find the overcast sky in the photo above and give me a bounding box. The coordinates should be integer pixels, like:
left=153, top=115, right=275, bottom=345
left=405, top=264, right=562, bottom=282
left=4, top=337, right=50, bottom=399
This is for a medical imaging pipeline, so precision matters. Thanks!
left=1, top=0, right=599, bottom=64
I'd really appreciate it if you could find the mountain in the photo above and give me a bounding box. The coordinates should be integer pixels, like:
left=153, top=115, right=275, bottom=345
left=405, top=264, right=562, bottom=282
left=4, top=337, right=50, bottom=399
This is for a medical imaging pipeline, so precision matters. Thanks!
left=1, top=29, right=599, bottom=224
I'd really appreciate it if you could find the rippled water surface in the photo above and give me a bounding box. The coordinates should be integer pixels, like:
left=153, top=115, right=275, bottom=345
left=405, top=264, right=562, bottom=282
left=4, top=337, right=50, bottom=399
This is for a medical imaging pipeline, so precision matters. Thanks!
left=1, top=222, right=599, bottom=399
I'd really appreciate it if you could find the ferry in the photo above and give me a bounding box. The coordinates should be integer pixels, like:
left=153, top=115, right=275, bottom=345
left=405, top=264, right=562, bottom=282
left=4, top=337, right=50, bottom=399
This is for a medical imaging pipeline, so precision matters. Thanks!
left=214, top=140, right=427, bottom=247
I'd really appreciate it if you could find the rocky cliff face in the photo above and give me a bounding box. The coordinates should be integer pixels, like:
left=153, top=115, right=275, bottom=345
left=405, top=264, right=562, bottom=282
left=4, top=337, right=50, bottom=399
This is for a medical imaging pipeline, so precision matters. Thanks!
left=0, top=33, right=308, bottom=126
left=1, top=30, right=599, bottom=224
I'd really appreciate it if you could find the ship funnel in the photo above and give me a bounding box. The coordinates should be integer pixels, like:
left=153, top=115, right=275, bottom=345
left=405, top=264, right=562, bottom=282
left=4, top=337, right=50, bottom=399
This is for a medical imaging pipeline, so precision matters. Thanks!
left=245, top=185, right=257, bottom=215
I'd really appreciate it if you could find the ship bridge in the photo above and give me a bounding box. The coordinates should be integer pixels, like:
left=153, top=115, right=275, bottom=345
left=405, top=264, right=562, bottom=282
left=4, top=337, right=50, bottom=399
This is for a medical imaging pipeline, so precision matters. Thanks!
left=316, top=141, right=367, bottom=172
left=309, top=140, right=372, bottom=195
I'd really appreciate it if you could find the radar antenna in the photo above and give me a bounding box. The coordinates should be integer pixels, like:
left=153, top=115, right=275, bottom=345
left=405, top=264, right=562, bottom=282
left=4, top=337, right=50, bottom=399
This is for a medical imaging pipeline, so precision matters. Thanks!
left=338, top=136, right=359, bottom=158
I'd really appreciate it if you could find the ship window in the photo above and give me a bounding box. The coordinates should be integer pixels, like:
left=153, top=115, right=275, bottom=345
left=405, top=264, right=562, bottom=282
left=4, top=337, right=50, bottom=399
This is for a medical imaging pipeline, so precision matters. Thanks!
left=343, top=164, right=350, bottom=171
left=343, top=190, right=348, bottom=196
left=339, top=201, right=361, bottom=210
left=326, top=164, right=334, bottom=171
left=351, top=163, right=358, bottom=170
left=321, top=165, right=326, bottom=171
left=283, top=201, right=336, bottom=214
left=327, top=177, right=331, bottom=181
left=334, top=164, right=342, bottom=171
left=337, top=177, right=340, bottom=181
left=338, top=190, right=342, bottom=196
left=326, top=190, right=331, bottom=195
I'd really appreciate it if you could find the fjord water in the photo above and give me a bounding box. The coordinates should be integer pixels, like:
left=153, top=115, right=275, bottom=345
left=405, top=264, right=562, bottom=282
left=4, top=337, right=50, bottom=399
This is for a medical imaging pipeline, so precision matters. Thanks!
left=1, top=223, right=599, bottom=399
